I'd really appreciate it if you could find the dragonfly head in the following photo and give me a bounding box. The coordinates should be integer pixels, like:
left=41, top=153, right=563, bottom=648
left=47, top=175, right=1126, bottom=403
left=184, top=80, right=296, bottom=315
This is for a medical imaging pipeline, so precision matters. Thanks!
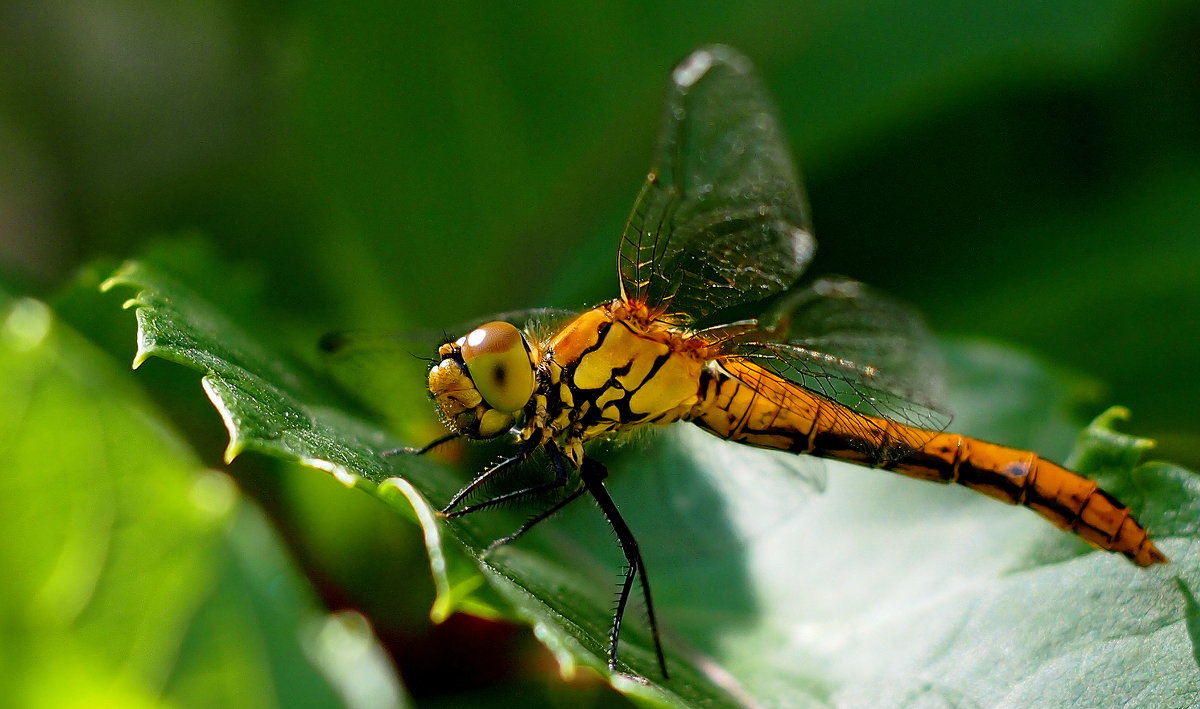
left=428, top=321, right=537, bottom=439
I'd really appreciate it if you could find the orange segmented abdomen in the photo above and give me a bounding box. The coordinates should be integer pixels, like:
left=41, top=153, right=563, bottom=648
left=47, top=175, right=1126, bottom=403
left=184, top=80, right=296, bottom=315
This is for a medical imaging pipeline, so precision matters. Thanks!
left=690, top=358, right=1167, bottom=566
left=894, top=434, right=1166, bottom=566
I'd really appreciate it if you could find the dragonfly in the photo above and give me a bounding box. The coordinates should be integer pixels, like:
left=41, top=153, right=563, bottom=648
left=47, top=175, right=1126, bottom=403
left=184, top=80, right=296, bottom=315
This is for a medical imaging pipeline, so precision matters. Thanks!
left=388, top=45, right=1166, bottom=678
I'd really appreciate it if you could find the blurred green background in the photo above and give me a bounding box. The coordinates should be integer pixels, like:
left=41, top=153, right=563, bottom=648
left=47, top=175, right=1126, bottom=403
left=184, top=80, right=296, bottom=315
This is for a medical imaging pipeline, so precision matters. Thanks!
left=2, top=1, right=1199, bottom=706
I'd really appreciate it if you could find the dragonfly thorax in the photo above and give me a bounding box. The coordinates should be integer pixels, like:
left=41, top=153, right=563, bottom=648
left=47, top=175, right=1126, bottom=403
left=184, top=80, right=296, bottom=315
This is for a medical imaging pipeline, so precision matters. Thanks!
left=428, top=320, right=537, bottom=439
left=535, top=303, right=709, bottom=460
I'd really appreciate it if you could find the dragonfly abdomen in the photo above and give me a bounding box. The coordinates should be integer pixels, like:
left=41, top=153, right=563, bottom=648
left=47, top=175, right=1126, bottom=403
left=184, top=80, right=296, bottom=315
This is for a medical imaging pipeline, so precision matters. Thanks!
left=690, top=358, right=879, bottom=463
left=892, top=434, right=1166, bottom=566
left=691, top=358, right=1166, bottom=567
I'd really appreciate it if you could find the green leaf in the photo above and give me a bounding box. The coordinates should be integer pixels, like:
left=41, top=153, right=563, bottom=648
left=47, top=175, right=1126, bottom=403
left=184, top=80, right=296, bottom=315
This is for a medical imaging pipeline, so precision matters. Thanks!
left=0, top=293, right=409, bottom=708
left=100, top=260, right=493, bottom=620
left=103, top=259, right=1200, bottom=707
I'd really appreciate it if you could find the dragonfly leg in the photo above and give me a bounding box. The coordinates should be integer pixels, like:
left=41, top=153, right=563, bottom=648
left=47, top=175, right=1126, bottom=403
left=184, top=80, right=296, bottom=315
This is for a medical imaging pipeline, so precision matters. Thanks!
left=485, top=485, right=587, bottom=554
left=440, top=437, right=542, bottom=515
left=443, top=439, right=570, bottom=518
left=380, top=430, right=460, bottom=457
left=580, top=457, right=669, bottom=679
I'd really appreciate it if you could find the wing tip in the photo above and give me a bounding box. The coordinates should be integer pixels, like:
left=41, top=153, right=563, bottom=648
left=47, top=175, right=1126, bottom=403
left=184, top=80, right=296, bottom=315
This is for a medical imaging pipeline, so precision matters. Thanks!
left=672, top=45, right=752, bottom=88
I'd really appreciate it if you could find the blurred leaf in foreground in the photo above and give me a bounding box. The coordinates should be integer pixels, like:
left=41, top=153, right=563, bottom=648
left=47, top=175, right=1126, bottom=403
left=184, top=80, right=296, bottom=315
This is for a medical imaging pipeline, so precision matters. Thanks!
left=0, top=292, right=408, bottom=709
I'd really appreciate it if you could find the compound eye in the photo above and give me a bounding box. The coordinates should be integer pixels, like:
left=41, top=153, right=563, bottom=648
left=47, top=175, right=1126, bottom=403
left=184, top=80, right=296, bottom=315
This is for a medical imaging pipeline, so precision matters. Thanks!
left=459, top=321, right=535, bottom=413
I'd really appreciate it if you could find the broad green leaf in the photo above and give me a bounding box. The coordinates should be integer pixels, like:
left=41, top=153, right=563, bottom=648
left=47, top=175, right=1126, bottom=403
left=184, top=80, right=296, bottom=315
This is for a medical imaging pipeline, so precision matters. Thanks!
left=100, top=260, right=494, bottom=621
left=0, top=293, right=408, bottom=708
left=104, top=258, right=1200, bottom=707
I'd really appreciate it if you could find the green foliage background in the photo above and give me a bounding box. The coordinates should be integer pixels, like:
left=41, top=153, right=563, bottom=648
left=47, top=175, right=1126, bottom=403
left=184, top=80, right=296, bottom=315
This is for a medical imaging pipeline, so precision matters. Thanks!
left=3, top=2, right=1200, bottom=707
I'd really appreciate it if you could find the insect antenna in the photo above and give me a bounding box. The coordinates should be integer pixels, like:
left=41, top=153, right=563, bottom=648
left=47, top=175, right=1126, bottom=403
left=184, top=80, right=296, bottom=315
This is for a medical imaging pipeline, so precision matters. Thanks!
left=404, top=349, right=437, bottom=366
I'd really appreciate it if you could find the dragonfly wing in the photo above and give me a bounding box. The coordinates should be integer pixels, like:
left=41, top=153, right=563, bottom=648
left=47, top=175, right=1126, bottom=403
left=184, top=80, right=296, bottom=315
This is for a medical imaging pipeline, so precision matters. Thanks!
left=717, top=277, right=953, bottom=462
left=619, top=45, right=814, bottom=324
left=762, top=276, right=950, bottom=412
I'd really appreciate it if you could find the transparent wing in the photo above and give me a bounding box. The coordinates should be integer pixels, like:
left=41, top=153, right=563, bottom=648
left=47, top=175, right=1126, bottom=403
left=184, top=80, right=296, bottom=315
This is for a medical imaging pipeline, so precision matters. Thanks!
left=714, top=277, right=953, bottom=462
left=762, top=276, right=951, bottom=412
left=619, top=45, right=814, bottom=324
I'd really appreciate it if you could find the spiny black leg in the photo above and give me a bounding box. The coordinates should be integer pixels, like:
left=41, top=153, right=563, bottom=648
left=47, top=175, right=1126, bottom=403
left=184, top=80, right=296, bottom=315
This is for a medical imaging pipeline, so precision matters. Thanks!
left=445, top=440, right=571, bottom=518
left=441, top=437, right=541, bottom=515
left=580, top=457, right=668, bottom=679
left=485, top=486, right=587, bottom=554
left=380, top=430, right=460, bottom=457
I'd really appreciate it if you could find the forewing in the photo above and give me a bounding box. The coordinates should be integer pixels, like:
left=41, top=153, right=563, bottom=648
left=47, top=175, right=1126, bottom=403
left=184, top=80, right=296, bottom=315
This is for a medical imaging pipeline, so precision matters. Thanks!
left=718, top=278, right=952, bottom=462
left=763, top=277, right=950, bottom=409
left=619, top=45, right=814, bottom=324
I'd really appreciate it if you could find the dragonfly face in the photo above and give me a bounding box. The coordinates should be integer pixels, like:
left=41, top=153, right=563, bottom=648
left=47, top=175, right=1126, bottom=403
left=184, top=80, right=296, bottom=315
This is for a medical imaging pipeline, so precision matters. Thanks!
left=428, top=320, right=537, bottom=439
